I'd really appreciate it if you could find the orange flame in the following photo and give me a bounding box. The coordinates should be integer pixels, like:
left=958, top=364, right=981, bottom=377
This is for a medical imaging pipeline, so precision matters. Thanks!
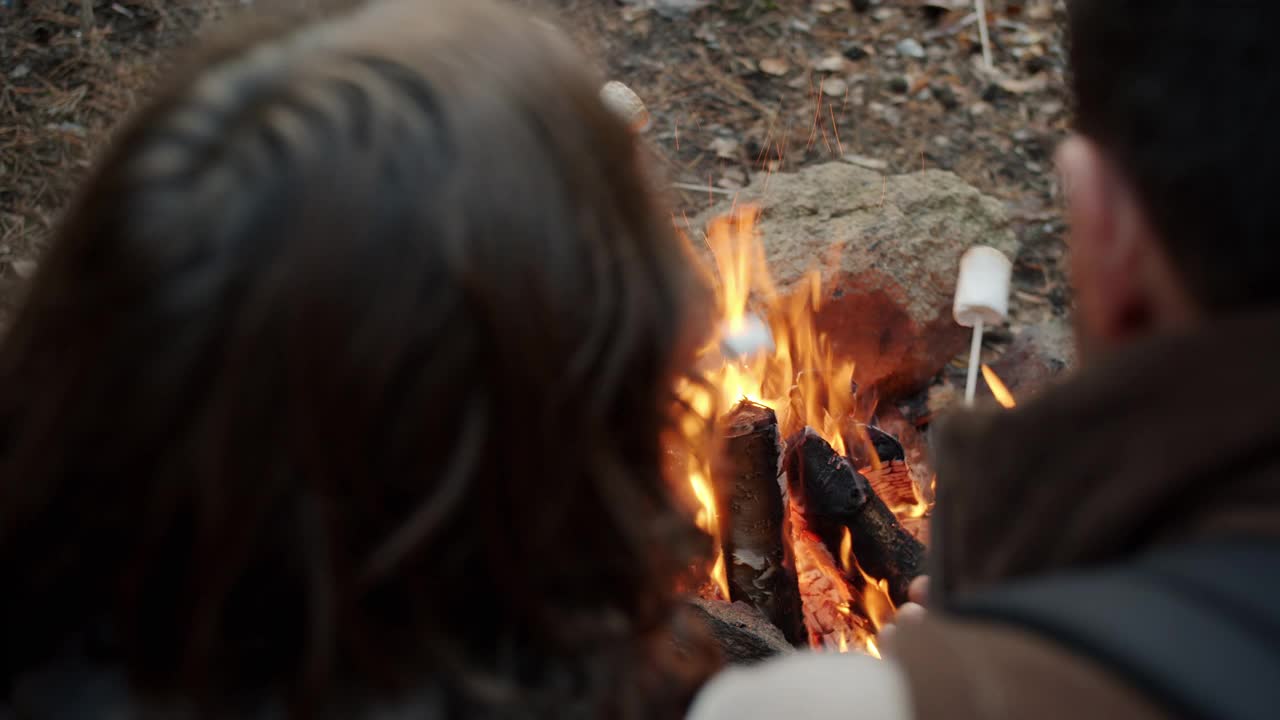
left=688, top=467, right=729, bottom=600
left=680, top=205, right=927, bottom=655
left=839, top=527, right=853, bottom=573
left=851, top=545, right=897, bottom=632
left=981, top=364, right=1017, bottom=408
left=699, top=206, right=858, bottom=455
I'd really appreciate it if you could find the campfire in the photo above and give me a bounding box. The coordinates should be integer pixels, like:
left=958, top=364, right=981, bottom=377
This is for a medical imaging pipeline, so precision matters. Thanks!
left=677, top=205, right=934, bottom=658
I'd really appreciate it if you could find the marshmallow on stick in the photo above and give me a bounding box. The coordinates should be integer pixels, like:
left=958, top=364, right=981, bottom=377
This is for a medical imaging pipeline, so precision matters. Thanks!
left=953, top=246, right=1013, bottom=406
left=600, top=81, right=651, bottom=133
left=719, top=313, right=775, bottom=361
left=596, top=79, right=774, bottom=364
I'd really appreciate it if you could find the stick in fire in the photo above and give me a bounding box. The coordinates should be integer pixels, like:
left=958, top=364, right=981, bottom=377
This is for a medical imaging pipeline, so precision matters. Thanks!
left=709, top=400, right=807, bottom=646
left=784, top=428, right=926, bottom=606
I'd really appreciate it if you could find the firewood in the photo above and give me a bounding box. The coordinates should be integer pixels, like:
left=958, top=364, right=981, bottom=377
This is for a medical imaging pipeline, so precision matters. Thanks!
left=685, top=598, right=796, bottom=665
left=783, top=428, right=926, bottom=605
left=710, top=400, right=806, bottom=646
left=850, top=422, right=928, bottom=513
left=847, top=422, right=905, bottom=469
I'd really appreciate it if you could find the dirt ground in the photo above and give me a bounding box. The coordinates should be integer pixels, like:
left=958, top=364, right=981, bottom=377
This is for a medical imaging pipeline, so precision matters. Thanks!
left=0, top=0, right=1071, bottom=335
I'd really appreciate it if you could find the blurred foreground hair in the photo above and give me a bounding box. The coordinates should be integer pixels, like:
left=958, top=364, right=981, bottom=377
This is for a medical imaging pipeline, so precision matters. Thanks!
left=0, top=0, right=717, bottom=715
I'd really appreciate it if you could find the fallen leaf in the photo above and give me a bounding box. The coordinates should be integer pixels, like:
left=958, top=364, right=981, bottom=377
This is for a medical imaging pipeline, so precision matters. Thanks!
left=996, top=72, right=1049, bottom=95
left=759, top=57, right=790, bottom=76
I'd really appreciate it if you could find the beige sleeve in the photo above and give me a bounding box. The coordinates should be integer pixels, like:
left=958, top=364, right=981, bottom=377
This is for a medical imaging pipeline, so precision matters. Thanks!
left=686, top=652, right=914, bottom=720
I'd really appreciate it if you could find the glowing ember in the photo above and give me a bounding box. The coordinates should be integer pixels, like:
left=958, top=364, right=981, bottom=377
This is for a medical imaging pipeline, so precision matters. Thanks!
left=679, top=205, right=932, bottom=656
left=981, top=364, right=1017, bottom=408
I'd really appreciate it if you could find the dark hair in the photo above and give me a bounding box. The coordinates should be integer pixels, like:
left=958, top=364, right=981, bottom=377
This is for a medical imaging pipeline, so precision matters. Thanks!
left=1068, top=0, right=1280, bottom=309
left=0, top=0, right=717, bottom=715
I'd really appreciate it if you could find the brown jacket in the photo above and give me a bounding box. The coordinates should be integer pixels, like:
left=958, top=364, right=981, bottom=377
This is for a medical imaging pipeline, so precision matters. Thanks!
left=893, top=308, right=1280, bottom=718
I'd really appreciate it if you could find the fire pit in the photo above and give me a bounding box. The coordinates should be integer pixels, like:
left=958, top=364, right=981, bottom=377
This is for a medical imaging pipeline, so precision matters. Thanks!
left=676, top=206, right=933, bottom=661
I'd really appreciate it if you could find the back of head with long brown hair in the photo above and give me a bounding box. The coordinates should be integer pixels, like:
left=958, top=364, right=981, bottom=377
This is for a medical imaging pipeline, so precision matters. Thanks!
left=0, top=0, right=719, bottom=715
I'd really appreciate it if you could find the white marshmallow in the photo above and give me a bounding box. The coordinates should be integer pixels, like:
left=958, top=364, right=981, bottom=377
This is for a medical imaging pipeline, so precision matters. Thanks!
left=600, top=81, right=650, bottom=133
left=720, top=313, right=775, bottom=360
left=953, top=246, right=1013, bottom=328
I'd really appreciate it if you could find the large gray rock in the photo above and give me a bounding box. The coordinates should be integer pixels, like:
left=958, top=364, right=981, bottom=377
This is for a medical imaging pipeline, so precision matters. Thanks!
left=693, top=162, right=1018, bottom=398
left=986, top=319, right=1077, bottom=399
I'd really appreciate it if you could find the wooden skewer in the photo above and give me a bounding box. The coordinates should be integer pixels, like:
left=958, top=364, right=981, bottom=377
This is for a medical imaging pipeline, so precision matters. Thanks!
left=974, top=0, right=994, bottom=71
left=964, top=317, right=984, bottom=406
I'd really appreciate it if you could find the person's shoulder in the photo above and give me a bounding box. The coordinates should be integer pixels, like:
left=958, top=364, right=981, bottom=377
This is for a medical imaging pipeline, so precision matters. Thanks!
left=687, top=651, right=913, bottom=720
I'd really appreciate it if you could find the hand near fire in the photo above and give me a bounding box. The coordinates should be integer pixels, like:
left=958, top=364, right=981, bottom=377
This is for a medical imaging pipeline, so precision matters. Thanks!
left=878, top=576, right=929, bottom=649
left=686, top=576, right=930, bottom=720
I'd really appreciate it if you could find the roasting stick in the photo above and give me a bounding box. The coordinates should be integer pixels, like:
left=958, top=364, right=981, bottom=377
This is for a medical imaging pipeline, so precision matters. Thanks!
left=974, top=0, right=994, bottom=72
left=964, top=317, right=985, bottom=405
left=953, top=247, right=1013, bottom=406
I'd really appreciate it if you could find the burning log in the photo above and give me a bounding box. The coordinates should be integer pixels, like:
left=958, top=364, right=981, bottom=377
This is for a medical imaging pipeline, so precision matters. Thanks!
left=847, top=423, right=905, bottom=468
left=783, top=428, right=926, bottom=605
left=710, top=400, right=806, bottom=646
left=686, top=599, right=796, bottom=665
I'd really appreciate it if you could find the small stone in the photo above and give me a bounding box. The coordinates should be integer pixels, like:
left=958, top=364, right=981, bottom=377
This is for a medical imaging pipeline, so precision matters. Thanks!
left=720, top=166, right=747, bottom=187
left=969, top=101, right=992, bottom=116
left=932, top=82, right=960, bottom=110
left=709, top=136, right=740, bottom=159
left=46, top=122, right=87, bottom=137
left=887, top=75, right=910, bottom=94
left=821, top=77, right=848, bottom=98
left=914, top=87, right=934, bottom=102
left=933, top=135, right=951, bottom=148
left=816, top=55, right=847, bottom=73
left=981, top=83, right=1009, bottom=103
left=896, top=38, right=927, bottom=60
left=1026, top=0, right=1054, bottom=20
left=10, top=63, right=30, bottom=80
left=646, top=0, right=713, bottom=18
left=11, top=259, right=37, bottom=279
left=620, top=5, right=648, bottom=22
left=842, top=45, right=869, bottom=61
left=876, top=103, right=903, bottom=127
left=1039, top=99, right=1065, bottom=117
left=758, top=57, right=790, bottom=76
left=1024, top=55, right=1053, bottom=75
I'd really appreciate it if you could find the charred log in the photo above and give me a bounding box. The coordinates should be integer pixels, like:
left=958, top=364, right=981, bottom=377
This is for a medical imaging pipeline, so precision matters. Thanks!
left=710, top=401, right=806, bottom=646
left=847, top=423, right=905, bottom=469
left=686, top=599, right=796, bottom=665
left=783, top=428, right=926, bottom=605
